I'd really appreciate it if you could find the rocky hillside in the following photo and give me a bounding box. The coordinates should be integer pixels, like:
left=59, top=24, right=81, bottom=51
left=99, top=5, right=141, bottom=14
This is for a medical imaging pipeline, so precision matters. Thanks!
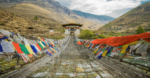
left=0, top=0, right=103, bottom=30
left=0, top=8, right=56, bottom=37
left=73, top=10, right=115, bottom=24
left=99, top=2, right=150, bottom=33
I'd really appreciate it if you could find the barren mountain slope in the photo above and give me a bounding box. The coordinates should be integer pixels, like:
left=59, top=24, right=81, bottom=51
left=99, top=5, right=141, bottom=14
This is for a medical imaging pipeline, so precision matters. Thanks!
left=0, top=7, right=60, bottom=37
left=99, top=2, right=150, bottom=32
left=0, top=0, right=103, bottom=30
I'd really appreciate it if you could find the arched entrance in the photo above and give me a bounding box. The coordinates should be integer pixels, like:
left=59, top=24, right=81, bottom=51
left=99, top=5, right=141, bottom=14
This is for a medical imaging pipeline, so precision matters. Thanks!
left=70, top=32, right=74, bottom=36
left=70, top=28, right=75, bottom=36
left=62, top=23, right=83, bottom=36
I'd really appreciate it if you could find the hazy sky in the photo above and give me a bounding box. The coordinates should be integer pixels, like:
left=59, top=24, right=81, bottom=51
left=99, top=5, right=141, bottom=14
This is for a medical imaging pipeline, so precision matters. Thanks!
left=55, top=0, right=150, bottom=18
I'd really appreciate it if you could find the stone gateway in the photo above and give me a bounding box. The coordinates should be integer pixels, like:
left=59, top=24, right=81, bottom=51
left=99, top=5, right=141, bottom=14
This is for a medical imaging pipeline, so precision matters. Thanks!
left=62, top=23, right=83, bottom=36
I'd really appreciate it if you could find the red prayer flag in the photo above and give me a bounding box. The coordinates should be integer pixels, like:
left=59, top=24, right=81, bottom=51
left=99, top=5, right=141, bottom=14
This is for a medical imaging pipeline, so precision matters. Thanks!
left=12, top=42, right=24, bottom=54
left=36, top=43, right=42, bottom=51
left=92, top=32, right=150, bottom=46
left=78, top=41, right=85, bottom=45
left=47, top=49, right=54, bottom=54
left=41, top=37, right=45, bottom=41
left=28, top=54, right=33, bottom=57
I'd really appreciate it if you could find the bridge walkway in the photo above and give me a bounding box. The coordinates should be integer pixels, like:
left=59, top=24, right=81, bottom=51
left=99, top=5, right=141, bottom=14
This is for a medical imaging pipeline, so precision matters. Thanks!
left=28, top=36, right=119, bottom=78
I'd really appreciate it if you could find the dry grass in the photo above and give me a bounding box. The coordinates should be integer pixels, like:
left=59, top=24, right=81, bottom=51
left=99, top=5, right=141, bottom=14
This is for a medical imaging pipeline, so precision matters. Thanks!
left=2, top=3, right=103, bottom=30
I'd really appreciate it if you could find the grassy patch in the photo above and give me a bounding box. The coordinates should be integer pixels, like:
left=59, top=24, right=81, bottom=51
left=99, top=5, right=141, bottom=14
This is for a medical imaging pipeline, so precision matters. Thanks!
left=0, top=21, right=5, bottom=25
left=47, top=35, right=64, bottom=39
left=34, top=16, right=39, bottom=20
left=55, top=29, right=65, bottom=33
left=130, top=22, right=142, bottom=27
left=79, top=30, right=133, bottom=39
left=102, top=23, right=112, bottom=28
left=142, top=14, right=149, bottom=18
left=10, top=13, right=14, bottom=15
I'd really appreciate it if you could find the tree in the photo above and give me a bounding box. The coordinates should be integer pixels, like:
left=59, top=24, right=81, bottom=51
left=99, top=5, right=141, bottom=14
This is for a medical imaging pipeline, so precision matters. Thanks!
left=136, top=26, right=145, bottom=34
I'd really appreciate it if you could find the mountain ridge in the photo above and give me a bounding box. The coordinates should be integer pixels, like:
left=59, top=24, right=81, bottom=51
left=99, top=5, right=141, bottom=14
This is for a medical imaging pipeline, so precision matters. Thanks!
left=99, top=2, right=150, bottom=33
left=0, top=0, right=103, bottom=30
left=73, top=10, right=115, bottom=24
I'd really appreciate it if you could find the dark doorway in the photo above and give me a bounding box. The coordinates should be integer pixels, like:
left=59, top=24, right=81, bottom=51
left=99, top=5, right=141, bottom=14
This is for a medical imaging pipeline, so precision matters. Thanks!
left=70, top=28, right=75, bottom=36
left=71, top=28, right=74, bottom=31
left=70, top=32, right=74, bottom=36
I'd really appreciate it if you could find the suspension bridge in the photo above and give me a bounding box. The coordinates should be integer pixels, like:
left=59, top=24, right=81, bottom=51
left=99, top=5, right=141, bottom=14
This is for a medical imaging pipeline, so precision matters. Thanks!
left=2, top=36, right=149, bottom=78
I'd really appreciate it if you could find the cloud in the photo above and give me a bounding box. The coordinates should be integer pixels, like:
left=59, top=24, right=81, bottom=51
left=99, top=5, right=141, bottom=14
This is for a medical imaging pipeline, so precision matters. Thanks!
left=56, top=0, right=149, bottom=17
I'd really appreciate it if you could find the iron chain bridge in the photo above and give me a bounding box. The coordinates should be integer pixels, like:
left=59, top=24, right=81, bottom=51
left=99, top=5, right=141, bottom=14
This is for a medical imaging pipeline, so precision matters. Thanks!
left=0, top=30, right=150, bottom=78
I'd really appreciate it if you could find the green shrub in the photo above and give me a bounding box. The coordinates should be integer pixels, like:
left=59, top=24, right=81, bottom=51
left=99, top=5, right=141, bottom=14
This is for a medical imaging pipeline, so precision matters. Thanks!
left=91, top=36, right=99, bottom=39
left=130, top=23, right=142, bottom=27
left=109, top=33, right=114, bottom=36
left=106, top=35, right=113, bottom=38
left=79, top=29, right=94, bottom=39
left=10, top=13, right=14, bottom=15
left=136, top=26, right=145, bottom=34
left=99, top=34, right=106, bottom=38
left=48, top=35, right=64, bottom=39
left=34, top=16, right=39, bottom=20
left=60, top=29, right=65, bottom=33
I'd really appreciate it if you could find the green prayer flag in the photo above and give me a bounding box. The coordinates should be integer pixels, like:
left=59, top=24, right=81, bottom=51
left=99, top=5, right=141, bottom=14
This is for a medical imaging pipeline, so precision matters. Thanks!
left=95, top=49, right=100, bottom=55
left=107, top=48, right=113, bottom=57
left=119, top=53, right=125, bottom=56
left=19, top=44, right=30, bottom=54
left=38, top=42, right=43, bottom=49
left=118, top=46, right=122, bottom=48
left=101, top=47, right=106, bottom=52
left=95, top=47, right=106, bottom=55
left=54, top=47, right=57, bottom=51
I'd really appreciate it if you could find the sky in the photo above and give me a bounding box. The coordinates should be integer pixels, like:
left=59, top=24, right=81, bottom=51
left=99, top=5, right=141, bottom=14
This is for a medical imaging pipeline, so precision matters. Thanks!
left=55, top=0, right=150, bottom=18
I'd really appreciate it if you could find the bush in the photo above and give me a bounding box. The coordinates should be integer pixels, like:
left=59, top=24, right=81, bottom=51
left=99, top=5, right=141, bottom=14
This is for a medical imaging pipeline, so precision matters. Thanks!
left=130, top=23, right=142, bottom=27
left=109, top=33, right=114, bottom=36
left=48, top=35, right=64, bottom=39
left=10, top=13, right=14, bottom=15
left=99, top=34, right=106, bottom=38
left=79, top=30, right=94, bottom=39
left=59, top=29, right=65, bottom=33
left=136, top=26, right=145, bottom=34
left=34, top=16, right=39, bottom=20
left=91, top=36, right=99, bottom=39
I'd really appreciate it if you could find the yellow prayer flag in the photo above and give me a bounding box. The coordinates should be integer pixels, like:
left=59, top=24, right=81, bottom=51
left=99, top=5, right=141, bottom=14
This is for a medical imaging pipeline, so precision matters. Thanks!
left=13, top=45, right=16, bottom=51
left=129, top=41, right=138, bottom=45
left=87, top=45, right=90, bottom=47
left=50, top=40, right=54, bottom=45
left=50, top=47, right=56, bottom=52
left=93, top=48, right=99, bottom=54
left=102, top=50, right=108, bottom=57
left=25, top=45, right=35, bottom=54
left=5, top=39, right=8, bottom=41
left=38, top=37, right=43, bottom=41
left=40, top=41, right=45, bottom=48
left=120, top=44, right=129, bottom=54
